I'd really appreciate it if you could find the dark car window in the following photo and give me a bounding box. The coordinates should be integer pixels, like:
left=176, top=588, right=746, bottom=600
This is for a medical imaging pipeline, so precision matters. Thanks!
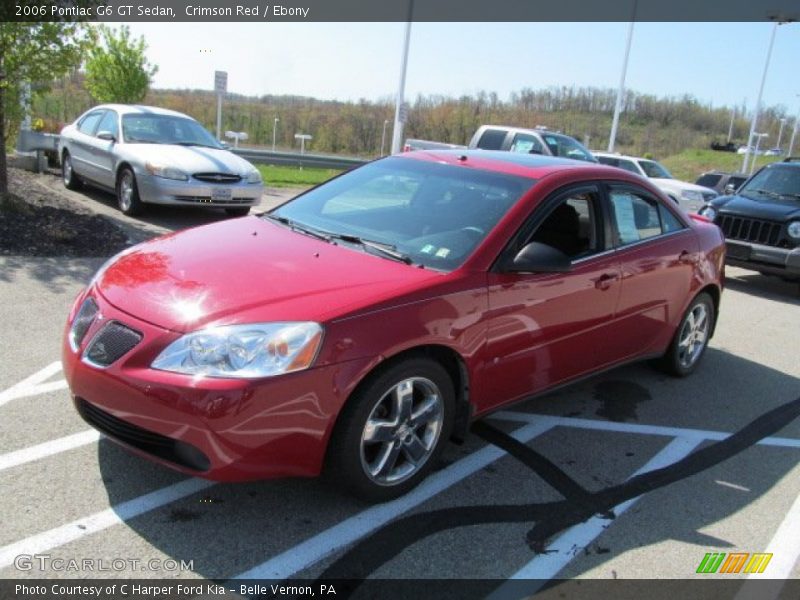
left=528, top=191, right=601, bottom=259
left=121, top=114, right=220, bottom=147
left=476, top=129, right=507, bottom=150
left=637, top=160, right=672, bottom=179
left=272, top=157, right=533, bottom=271
left=740, top=165, right=800, bottom=200
left=729, top=176, right=747, bottom=190
left=510, top=133, right=544, bottom=155
left=77, top=111, right=105, bottom=136
left=696, top=174, right=721, bottom=188
left=597, top=156, right=640, bottom=174
left=609, top=189, right=673, bottom=246
left=95, top=110, right=118, bottom=139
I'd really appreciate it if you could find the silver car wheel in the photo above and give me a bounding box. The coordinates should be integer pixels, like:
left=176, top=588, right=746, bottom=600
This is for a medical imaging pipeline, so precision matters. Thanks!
left=63, top=157, right=72, bottom=184
left=118, top=172, right=134, bottom=212
left=360, top=376, right=444, bottom=486
left=677, top=303, right=709, bottom=369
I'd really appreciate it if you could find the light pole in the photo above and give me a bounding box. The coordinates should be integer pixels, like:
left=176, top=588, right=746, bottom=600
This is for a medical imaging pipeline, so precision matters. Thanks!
left=380, top=119, right=390, bottom=157
left=390, top=1, right=414, bottom=155
left=751, top=133, right=768, bottom=175
left=776, top=117, right=787, bottom=151
left=272, top=117, right=279, bottom=152
left=788, top=95, right=800, bottom=157
left=742, top=22, right=782, bottom=174
left=608, top=16, right=636, bottom=152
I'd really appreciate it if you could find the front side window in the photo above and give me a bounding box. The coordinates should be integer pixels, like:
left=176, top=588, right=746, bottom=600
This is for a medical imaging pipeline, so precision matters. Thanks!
left=510, top=134, right=544, bottom=155
left=95, top=110, right=118, bottom=139
left=609, top=188, right=683, bottom=245
left=541, top=134, right=595, bottom=162
left=272, top=158, right=533, bottom=271
left=77, top=111, right=105, bottom=135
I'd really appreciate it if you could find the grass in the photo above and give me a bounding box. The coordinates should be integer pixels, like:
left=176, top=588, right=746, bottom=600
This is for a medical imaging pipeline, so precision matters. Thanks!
left=660, top=149, right=782, bottom=182
left=256, top=164, right=342, bottom=188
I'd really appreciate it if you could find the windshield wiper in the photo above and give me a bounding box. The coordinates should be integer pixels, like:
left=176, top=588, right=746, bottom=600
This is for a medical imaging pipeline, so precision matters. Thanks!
left=174, top=142, right=219, bottom=149
left=265, top=214, right=332, bottom=242
left=328, top=233, right=413, bottom=264
left=748, top=188, right=782, bottom=199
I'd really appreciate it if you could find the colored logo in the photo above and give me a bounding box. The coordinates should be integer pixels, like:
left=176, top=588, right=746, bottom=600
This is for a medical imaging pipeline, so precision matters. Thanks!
left=696, top=552, right=773, bottom=574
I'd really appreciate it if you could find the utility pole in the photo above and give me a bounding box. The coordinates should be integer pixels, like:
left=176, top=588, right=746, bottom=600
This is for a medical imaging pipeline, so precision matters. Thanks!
left=390, top=0, right=413, bottom=155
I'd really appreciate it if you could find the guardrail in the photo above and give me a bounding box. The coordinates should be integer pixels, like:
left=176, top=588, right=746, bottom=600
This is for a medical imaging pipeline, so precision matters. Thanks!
left=231, top=148, right=369, bottom=170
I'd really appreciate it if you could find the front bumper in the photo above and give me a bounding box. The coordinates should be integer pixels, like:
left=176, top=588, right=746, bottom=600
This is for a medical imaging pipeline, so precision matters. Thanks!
left=136, top=171, right=263, bottom=208
left=724, top=240, right=800, bottom=279
left=62, top=291, right=373, bottom=481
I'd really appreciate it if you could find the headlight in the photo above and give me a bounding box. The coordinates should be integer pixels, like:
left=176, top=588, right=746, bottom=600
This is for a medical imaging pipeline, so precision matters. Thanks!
left=681, top=190, right=703, bottom=202
left=145, top=162, right=188, bottom=181
left=151, top=322, right=323, bottom=379
left=246, top=169, right=262, bottom=184
left=698, top=206, right=717, bottom=221
left=788, top=221, right=800, bottom=240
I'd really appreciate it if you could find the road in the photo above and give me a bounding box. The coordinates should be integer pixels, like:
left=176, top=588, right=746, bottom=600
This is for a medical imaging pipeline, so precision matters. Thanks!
left=0, top=176, right=798, bottom=598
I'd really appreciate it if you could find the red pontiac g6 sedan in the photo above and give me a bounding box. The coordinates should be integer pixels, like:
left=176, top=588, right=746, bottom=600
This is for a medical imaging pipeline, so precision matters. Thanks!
left=63, top=151, right=725, bottom=501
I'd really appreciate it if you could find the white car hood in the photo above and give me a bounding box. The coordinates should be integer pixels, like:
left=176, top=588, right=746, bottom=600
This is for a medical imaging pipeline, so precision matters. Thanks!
left=121, top=143, right=256, bottom=176
left=651, top=178, right=716, bottom=196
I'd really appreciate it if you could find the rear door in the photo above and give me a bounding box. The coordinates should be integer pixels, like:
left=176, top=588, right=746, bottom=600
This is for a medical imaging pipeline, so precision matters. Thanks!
left=606, top=183, right=698, bottom=358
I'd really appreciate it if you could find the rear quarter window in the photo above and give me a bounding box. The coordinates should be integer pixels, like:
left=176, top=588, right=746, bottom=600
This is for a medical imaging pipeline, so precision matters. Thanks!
left=476, top=129, right=507, bottom=150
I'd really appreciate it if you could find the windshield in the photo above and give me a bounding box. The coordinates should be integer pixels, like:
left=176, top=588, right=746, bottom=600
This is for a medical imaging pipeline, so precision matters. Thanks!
left=740, top=165, right=800, bottom=201
left=121, top=114, right=221, bottom=147
left=270, top=157, right=533, bottom=271
left=638, top=160, right=672, bottom=179
left=540, top=134, right=596, bottom=163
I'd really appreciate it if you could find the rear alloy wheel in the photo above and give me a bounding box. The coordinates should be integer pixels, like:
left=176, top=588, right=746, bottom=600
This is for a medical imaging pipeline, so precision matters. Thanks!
left=116, top=168, right=143, bottom=216
left=62, top=153, right=82, bottom=190
left=327, top=358, right=455, bottom=501
left=658, top=292, right=714, bottom=377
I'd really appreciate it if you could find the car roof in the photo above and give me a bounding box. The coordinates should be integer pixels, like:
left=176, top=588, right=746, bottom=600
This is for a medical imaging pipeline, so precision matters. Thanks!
left=92, top=104, right=192, bottom=119
left=398, top=149, right=629, bottom=179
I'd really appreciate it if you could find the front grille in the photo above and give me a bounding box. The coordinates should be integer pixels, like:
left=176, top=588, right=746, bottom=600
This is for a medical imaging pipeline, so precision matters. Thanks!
left=174, top=196, right=253, bottom=205
left=69, top=298, right=98, bottom=350
left=77, top=399, right=210, bottom=471
left=84, top=321, right=142, bottom=367
left=192, top=172, right=242, bottom=184
left=718, top=215, right=782, bottom=247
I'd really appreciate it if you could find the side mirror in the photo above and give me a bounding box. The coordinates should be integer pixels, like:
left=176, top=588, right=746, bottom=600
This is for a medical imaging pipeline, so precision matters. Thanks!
left=219, top=141, right=231, bottom=150
left=723, top=183, right=736, bottom=195
left=97, top=131, right=116, bottom=142
left=505, top=241, right=572, bottom=273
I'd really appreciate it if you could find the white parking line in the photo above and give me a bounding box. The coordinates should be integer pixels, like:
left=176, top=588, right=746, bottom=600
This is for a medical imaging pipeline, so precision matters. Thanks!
left=495, top=412, right=800, bottom=448
left=0, top=362, right=66, bottom=408
left=0, top=478, right=213, bottom=570
left=0, top=430, right=100, bottom=473
left=488, top=436, right=702, bottom=598
left=233, top=419, right=556, bottom=580
left=748, top=486, right=800, bottom=580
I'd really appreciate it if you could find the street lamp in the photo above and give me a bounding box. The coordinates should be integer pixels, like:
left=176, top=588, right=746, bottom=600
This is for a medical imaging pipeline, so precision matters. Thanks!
left=380, top=119, right=390, bottom=157
left=788, top=94, right=800, bottom=157
left=272, top=117, right=279, bottom=152
left=390, top=0, right=414, bottom=155
left=608, top=16, right=636, bottom=153
left=776, top=117, right=787, bottom=151
left=751, top=133, right=768, bottom=175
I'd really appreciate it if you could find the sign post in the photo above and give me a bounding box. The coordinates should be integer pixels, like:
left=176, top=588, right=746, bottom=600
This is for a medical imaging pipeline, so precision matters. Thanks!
left=214, top=70, right=228, bottom=141
left=294, top=133, right=312, bottom=169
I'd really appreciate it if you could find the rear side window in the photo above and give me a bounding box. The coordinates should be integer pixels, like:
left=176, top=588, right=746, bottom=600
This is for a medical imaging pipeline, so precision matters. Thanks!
left=696, top=174, right=721, bottom=188
left=609, top=189, right=664, bottom=245
left=78, top=111, right=105, bottom=135
left=476, top=129, right=507, bottom=150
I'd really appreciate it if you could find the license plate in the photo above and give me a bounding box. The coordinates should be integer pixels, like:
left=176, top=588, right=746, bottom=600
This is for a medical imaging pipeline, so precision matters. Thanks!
left=725, top=242, right=751, bottom=261
left=211, top=187, right=232, bottom=201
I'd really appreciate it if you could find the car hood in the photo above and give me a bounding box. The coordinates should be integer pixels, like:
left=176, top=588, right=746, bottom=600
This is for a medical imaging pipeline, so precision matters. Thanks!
left=121, top=143, right=256, bottom=176
left=95, top=217, right=442, bottom=332
left=651, top=178, right=716, bottom=196
left=712, top=193, right=800, bottom=221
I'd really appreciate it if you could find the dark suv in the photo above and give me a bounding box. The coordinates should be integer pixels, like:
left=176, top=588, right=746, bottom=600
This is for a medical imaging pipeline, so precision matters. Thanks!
left=699, top=159, right=800, bottom=281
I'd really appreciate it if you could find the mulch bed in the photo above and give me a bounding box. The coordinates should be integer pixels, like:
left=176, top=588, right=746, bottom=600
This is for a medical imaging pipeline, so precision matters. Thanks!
left=0, top=166, right=130, bottom=257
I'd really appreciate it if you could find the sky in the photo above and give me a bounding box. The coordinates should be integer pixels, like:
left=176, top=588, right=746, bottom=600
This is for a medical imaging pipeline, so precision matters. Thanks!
left=124, top=22, right=800, bottom=116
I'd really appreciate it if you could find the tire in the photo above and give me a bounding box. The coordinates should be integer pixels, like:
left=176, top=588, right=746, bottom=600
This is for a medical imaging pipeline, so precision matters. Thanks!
left=326, top=357, right=455, bottom=502
left=116, top=167, right=143, bottom=216
left=656, top=292, right=715, bottom=377
left=62, top=152, right=82, bottom=190
left=225, top=207, right=251, bottom=217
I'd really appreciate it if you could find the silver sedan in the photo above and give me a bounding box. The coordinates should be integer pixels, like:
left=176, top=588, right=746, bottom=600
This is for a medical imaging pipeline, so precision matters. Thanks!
left=58, top=104, right=264, bottom=216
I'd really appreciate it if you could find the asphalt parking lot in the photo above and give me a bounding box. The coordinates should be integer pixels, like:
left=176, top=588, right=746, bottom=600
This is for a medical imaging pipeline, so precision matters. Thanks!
left=0, top=178, right=798, bottom=597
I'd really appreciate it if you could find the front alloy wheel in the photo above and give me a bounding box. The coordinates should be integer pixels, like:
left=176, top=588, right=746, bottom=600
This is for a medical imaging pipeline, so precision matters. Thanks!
left=117, top=168, right=143, bottom=216
left=327, top=357, right=455, bottom=501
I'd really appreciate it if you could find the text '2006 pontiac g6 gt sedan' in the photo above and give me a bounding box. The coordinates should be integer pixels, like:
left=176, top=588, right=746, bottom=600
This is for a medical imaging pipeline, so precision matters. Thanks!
left=63, top=150, right=725, bottom=501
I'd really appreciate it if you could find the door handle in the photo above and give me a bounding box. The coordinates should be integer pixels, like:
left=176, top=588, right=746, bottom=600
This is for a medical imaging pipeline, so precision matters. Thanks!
left=678, top=250, right=692, bottom=264
left=594, top=273, right=618, bottom=290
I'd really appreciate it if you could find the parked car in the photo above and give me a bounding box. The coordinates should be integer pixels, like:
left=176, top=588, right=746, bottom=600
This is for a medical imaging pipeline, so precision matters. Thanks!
left=699, top=158, right=800, bottom=281
left=695, top=170, right=749, bottom=195
left=469, top=125, right=597, bottom=163
left=402, top=138, right=466, bottom=152
left=58, top=104, right=264, bottom=216
left=64, top=151, right=724, bottom=501
left=764, top=148, right=784, bottom=157
left=593, top=152, right=717, bottom=213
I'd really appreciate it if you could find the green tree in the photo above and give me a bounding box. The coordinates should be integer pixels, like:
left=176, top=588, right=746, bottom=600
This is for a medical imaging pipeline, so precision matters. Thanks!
left=0, top=20, right=92, bottom=203
left=84, top=25, right=157, bottom=104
